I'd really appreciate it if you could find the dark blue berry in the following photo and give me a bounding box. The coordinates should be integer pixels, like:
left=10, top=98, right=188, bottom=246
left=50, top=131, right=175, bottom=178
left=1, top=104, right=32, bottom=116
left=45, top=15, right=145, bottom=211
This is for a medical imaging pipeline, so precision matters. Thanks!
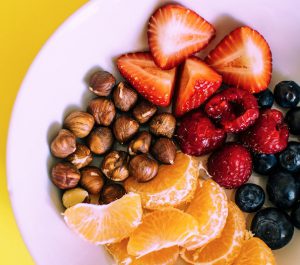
left=253, top=153, right=278, bottom=175
left=286, top=107, right=300, bottom=135
left=291, top=204, right=300, bottom=229
left=251, top=207, right=294, bottom=249
left=274, top=81, right=300, bottom=108
left=279, top=142, right=300, bottom=173
left=255, top=89, right=274, bottom=108
left=235, top=183, right=265, bottom=213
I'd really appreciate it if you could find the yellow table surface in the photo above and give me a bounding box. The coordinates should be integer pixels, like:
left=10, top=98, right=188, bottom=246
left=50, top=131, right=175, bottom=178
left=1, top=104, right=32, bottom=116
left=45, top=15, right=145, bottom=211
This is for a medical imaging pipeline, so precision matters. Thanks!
left=0, top=1, right=87, bottom=264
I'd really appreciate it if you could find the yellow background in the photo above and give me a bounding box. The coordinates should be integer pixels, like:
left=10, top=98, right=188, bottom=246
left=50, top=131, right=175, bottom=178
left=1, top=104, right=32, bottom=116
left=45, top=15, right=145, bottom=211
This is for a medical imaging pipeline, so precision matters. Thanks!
left=0, top=1, right=87, bottom=264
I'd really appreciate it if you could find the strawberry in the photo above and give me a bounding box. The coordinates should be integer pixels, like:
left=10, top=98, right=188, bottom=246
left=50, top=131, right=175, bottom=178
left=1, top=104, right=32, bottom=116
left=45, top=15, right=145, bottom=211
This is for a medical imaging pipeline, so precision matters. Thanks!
left=174, top=57, right=222, bottom=117
left=117, top=52, right=176, bottom=107
left=148, top=4, right=215, bottom=70
left=206, top=26, right=272, bottom=93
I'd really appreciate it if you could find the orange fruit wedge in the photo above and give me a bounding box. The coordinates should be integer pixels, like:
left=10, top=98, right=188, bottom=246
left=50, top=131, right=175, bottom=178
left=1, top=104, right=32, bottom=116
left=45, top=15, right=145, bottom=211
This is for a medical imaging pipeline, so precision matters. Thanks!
left=124, top=152, right=199, bottom=210
left=127, top=208, right=199, bottom=257
left=64, top=193, right=142, bottom=245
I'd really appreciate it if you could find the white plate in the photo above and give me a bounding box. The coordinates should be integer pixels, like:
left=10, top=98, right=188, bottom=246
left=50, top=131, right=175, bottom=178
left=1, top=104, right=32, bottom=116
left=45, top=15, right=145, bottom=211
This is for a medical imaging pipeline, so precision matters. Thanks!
left=7, top=0, right=300, bottom=264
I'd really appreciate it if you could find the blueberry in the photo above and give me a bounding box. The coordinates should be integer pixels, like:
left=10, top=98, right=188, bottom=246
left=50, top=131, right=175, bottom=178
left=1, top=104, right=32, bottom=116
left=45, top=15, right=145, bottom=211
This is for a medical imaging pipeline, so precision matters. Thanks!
left=279, top=142, right=300, bottom=173
left=235, top=183, right=265, bottom=213
left=274, top=81, right=300, bottom=108
left=266, top=171, right=299, bottom=210
left=286, top=107, right=300, bottom=135
left=255, top=89, right=274, bottom=108
left=253, top=153, right=278, bottom=175
left=251, top=207, right=294, bottom=249
left=291, top=204, right=300, bottom=229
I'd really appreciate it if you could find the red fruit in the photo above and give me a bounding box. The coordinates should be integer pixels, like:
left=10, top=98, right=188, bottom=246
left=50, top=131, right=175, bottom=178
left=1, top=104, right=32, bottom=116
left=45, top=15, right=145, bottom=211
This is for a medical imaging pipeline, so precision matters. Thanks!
left=241, top=109, right=289, bottom=154
left=205, top=87, right=259, bottom=133
left=174, top=57, right=222, bottom=117
left=148, top=4, right=215, bottom=70
left=208, top=143, right=252, bottom=189
left=206, top=26, right=272, bottom=93
left=176, top=111, right=226, bottom=156
left=117, top=52, right=176, bottom=107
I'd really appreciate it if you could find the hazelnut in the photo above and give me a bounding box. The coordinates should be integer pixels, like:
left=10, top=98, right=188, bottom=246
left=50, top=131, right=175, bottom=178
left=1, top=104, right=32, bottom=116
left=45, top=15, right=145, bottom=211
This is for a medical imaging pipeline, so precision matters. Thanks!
left=88, top=98, right=116, bottom=126
left=152, top=138, right=176, bottom=164
left=50, top=129, right=76, bottom=158
left=113, top=115, right=139, bottom=144
left=128, top=131, right=152, bottom=155
left=149, top=113, right=176, bottom=138
left=100, top=183, right=126, bottom=204
left=89, top=70, right=116, bottom=96
left=87, top=127, right=114, bottom=155
left=62, top=187, right=90, bottom=208
left=113, top=82, right=138, bottom=111
left=63, top=111, right=95, bottom=138
left=133, top=100, right=157, bottom=124
left=80, top=166, right=105, bottom=195
left=129, top=154, right=158, bottom=182
left=51, top=162, right=80, bottom=189
left=66, top=143, right=93, bottom=169
left=101, top=151, right=129, bottom=181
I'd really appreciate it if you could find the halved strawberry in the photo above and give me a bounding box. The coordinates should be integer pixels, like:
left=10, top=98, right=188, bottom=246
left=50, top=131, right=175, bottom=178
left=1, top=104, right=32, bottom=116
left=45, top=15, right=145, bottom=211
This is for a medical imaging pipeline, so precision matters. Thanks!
left=174, top=57, right=222, bottom=117
left=148, top=4, right=215, bottom=70
left=117, top=52, right=176, bottom=107
left=206, top=26, right=272, bottom=93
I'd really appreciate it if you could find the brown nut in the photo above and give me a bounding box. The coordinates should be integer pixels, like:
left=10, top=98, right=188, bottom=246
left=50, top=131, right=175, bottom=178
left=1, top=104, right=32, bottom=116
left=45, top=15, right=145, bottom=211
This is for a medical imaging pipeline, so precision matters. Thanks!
left=128, top=131, right=152, bottom=155
left=100, top=183, right=126, bottom=204
left=66, top=143, right=93, bottom=169
left=113, top=82, right=138, bottom=112
left=101, top=151, right=129, bottom=181
left=51, top=162, right=80, bottom=189
left=129, top=154, right=158, bottom=182
left=149, top=113, right=176, bottom=138
left=133, top=100, right=157, bottom=124
left=89, top=70, right=116, bottom=97
left=62, top=187, right=90, bottom=208
left=88, top=97, right=116, bottom=126
left=113, top=115, right=139, bottom=144
left=64, top=111, right=95, bottom=138
left=80, top=166, right=105, bottom=195
left=50, top=129, right=76, bottom=158
left=87, top=127, right=114, bottom=155
left=152, top=138, right=176, bottom=164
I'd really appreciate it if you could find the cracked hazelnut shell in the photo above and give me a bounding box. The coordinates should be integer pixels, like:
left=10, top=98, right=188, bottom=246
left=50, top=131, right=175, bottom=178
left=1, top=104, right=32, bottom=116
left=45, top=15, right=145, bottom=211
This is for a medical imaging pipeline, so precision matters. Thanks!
left=149, top=113, right=176, bottom=138
left=50, top=129, right=76, bottom=158
left=133, top=100, right=157, bottom=124
left=128, top=131, right=152, bottom=155
left=89, top=70, right=116, bottom=96
left=67, top=143, right=93, bottom=169
left=88, top=97, right=116, bottom=126
left=113, top=115, right=139, bottom=144
left=51, top=162, right=80, bottom=189
left=113, top=82, right=138, bottom=111
left=87, top=127, right=114, bottom=155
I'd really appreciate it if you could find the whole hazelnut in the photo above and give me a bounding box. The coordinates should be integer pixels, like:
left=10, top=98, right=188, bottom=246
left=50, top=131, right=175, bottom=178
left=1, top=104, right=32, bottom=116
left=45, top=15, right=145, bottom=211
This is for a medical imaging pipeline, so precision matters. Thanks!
left=113, top=115, right=139, bottom=144
left=101, top=151, right=129, bottom=181
left=129, top=154, right=158, bottom=182
left=152, top=138, right=176, bottom=164
left=87, top=127, right=114, bottom=155
left=89, top=70, right=116, bottom=97
left=63, top=111, right=95, bottom=138
left=62, top=187, right=90, bottom=208
left=113, top=82, right=138, bottom=111
left=100, top=183, right=126, bottom=204
left=67, top=143, right=93, bottom=169
left=50, top=129, right=76, bottom=158
left=149, top=113, right=176, bottom=138
left=128, top=131, right=152, bottom=155
left=51, top=162, right=80, bottom=189
left=80, top=166, right=105, bottom=195
left=88, top=98, right=116, bottom=126
left=133, top=100, right=157, bottom=124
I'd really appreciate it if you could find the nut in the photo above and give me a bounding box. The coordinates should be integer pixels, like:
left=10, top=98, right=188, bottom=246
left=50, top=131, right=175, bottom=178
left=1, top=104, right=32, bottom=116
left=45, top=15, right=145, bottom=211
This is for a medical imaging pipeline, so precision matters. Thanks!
left=64, top=111, right=95, bottom=138
left=101, top=151, right=129, bottom=181
left=133, top=100, right=157, bottom=124
left=100, top=183, right=126, bottom=204
left=149, top=113, right=176, bottom=138
left=113, top=82, right=138, bottom=111
left=62, top=187, right=90, bottom=208
left=80, top=166, right=105, bottom=195
left=87, top=127, right=114, bottom=155
left=152, top=138, right=176, bottom=164
left=113, top=115, right=139, bottom=144
left=66, top=143, right=93, bottom=169
left=51, top=162, right=80, bottom=189
left=50, top=129, right=76, bottom=158
left=128, top=131, right=152, bottom=155
left=129, top=154, right=158, bottom=182
left=89, top=70, right=116, bottom=96
left=88, top=97, right=116, bottom=126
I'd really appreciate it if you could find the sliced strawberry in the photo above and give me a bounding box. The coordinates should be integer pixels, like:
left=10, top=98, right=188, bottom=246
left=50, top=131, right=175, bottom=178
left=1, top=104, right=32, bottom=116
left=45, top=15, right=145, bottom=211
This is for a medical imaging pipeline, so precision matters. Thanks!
left=148, top=4, right=215, bottom=70
left=206, top=26, right=272, bottom=93
left=174, top=57, right=222, bottom=117
left=117, top=52, right=176, bottom=107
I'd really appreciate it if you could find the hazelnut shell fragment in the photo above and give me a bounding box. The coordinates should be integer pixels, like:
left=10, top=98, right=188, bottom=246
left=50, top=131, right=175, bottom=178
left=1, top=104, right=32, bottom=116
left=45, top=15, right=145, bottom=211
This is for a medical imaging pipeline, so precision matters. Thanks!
left=67, top=143, right=93, bottom=169
left=89, top=70, right=116, bottom=97
left=113, top=115, right=139, bottom=144
left=128, top=131, right=152, bottom=155
left=80, top=166, right=105, bottom=195
left=100, top=183, right=126, bottom=204
left=88, top=97, right=116, bottom=126
left=129, top=154, right=158, bottom=182
left=50, top=129, right=76, bottom=158
left=133, top=100, right=157, bottom=124
left=62, top=187, right=90, bottom=208
left=149, top=113, right=176, bottom=138
left=113, top=82, right=138, bottom=111
left=51, top=162, right=80, bottom=189
left=152, top=138, right=176, bottom=164
left=87, top=127, right=114, bottom=155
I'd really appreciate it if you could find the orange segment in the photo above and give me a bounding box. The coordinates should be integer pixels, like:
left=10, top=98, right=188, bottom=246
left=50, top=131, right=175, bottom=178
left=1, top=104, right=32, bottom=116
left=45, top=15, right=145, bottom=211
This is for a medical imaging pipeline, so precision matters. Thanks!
left=124, top=152, right=199, bottom=210
left=64, top=193, right=142, bottom=245
left=127, top=208, right=199, bottom=257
